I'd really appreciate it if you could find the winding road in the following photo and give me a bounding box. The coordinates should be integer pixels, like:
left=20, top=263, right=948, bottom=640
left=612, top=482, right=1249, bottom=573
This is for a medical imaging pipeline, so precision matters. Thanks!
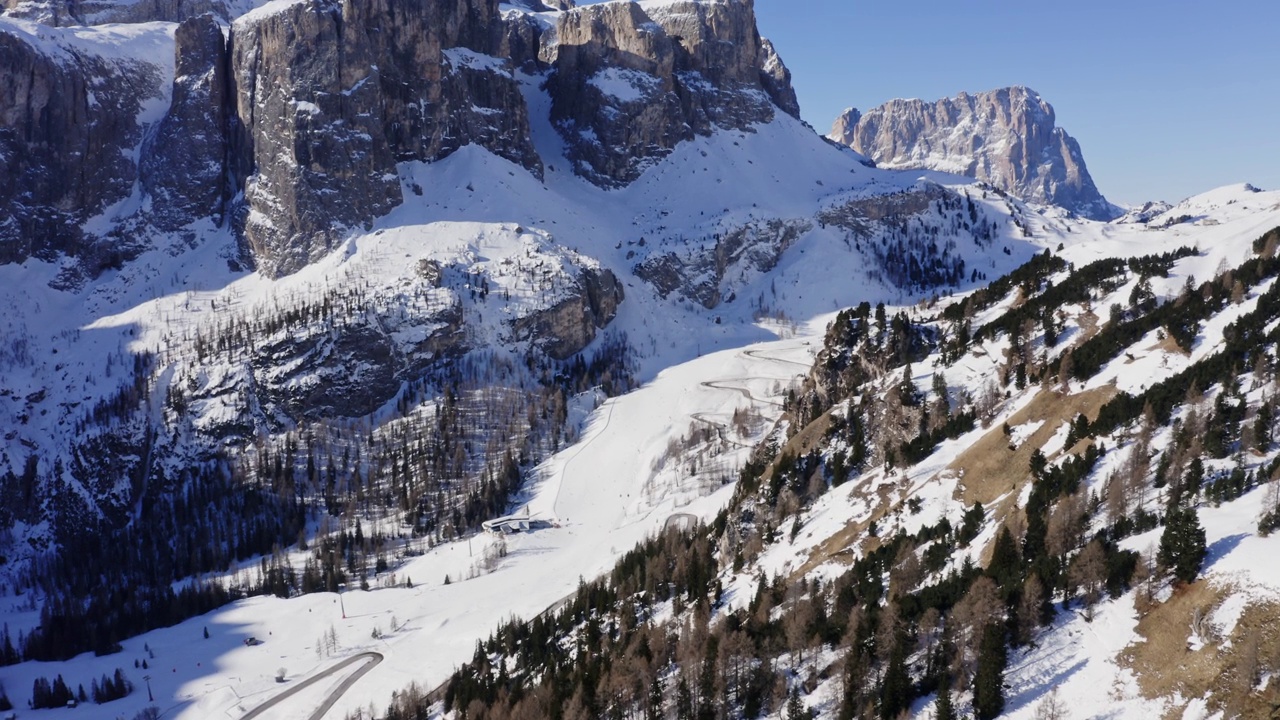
left=742, top=347, right=815, bottom=369
left=685, top=345, right=814, bottom=446
left=240, top=652, right=383, bottom=720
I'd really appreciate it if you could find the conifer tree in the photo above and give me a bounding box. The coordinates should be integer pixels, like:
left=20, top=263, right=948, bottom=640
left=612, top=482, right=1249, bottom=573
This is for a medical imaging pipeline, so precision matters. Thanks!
left=1159, top=507, right=1207, bottom=584
left=972, top=624, right=1007, bottom=720
left=879, top=634, right=911, bottom=719
left=676, top=676, right=694, bottom=720
left=787, top=688, right=812, bottom=720
left=646, top=677, right=663, bottom=720
left=934, top=676, right=957, bottom=720
left=987, top=526, right=1023, bottom=596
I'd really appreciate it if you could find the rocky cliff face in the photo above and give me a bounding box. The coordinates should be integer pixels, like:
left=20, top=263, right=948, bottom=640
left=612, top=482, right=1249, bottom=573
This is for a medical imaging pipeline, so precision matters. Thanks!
left=141, top=14, right=228, bottom=231
left=2, top=0, right=230, bottom=25
left=635, top=218, right=809, bottom=309
left=1, top=0, right=801, bottom=278
left=830, top=86, right=1120, bottom=221
left=543, top=0, right=799, bottom=186
left=511, top=267, right=623, bottom=360
left=0, top=20, right=169, bottom=275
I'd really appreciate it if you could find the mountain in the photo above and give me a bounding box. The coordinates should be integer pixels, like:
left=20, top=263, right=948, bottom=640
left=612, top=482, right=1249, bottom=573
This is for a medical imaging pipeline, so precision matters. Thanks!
left=0, top=0, right=799, bottom=280
left=1115, top=200, right=1175, bottom=225
left=830, top=86, right=1122, bottom=221
left=3, top=2, right=1280, bottom=719
left=0, top=0, right=1046, bottom=674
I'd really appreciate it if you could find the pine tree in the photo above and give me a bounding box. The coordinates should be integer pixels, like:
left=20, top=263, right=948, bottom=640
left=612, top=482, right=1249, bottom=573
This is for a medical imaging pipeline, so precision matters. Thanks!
left=646, top=677, right=663, bottom=720
left=987, top=526, right=1023, bottom=595
left=1158, top=507, right=1207, bottom=584
left=0, top=625, right=16, bottom=666
left=1255, top=400, right=1273, bottom=451
left=934, top=676, right=957, bottom=720
left=878, top=634, right=911, bottom=719
left=787, top=688, right=811, bottom=720
left=972, top=624, right=1007, bottom=720
left=676, top=676, right=693, bottom=720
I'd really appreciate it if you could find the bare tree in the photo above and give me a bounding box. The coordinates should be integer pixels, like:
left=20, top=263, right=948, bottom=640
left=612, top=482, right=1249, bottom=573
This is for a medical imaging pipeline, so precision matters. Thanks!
left=1105, top=471, right=1127, bottom=528
left=1124, top=404, right=1156, bottom=512
left=950, top=576, right=1002, bottom=683
left=976, top=380, right=1002, bottom=427
left=785, top=596, right=817, bottom=663
left=1058, top=352, right=1075, bottom=394
left=1033, top=686, right=1069, bottom=720
left=1017, top=574, right=1047, bottom=645
left=1069, top=541, right=1108, bottom=620
left=888, top=542, right=923, bottom=599
left=1047, top=492, right=1087, bottom=556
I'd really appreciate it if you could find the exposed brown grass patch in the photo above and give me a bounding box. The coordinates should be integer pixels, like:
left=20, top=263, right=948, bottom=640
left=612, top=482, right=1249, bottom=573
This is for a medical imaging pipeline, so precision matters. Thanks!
left=1075, top=309, right=1100, bottom=344
left=950, top=385, right=1118, bottom=511
left=1150, top=331, right=1191, bottom=358
left=792, top=475, right=898, bottom=577
left=790, top=386, right=1119, bottom=579
left=1123, top=583, right=1280, bottom=718
left=1123, top=582, right=1228, bottom=707
left=780, top=412, right=833, bottom=460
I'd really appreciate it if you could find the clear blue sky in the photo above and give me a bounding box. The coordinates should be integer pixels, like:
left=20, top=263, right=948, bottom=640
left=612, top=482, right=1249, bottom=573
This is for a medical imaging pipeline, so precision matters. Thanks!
left=751, top=1, right=1280, bottom=205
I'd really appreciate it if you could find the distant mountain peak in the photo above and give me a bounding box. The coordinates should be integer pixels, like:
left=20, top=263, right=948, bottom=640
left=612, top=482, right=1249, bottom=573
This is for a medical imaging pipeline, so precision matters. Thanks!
left=829, top=86, right=1121, bottom=221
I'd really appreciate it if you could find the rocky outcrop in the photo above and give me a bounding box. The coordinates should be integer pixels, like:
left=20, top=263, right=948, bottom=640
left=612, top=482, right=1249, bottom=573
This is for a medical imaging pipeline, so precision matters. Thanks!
left=251, top=302, right=466, bottom=424
left=635, top=218, right=809, bottom=309
left=511, top=268, right=623, bottom=359
left=0, top=21, right=168, bottom=272
left=543, top=0, right=800, bottom=186
left=830, top=86, right=1120, bottom=221
left=228, top=0, right=542, bottom=277
left=141, top=14, right=228, bottom=231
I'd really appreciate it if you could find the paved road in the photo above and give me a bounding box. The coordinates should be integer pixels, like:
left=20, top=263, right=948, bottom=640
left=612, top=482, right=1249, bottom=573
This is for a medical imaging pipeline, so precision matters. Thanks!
left=241, top=652, right=383, bottom=720
left=663, top=512, right=698, bottom=531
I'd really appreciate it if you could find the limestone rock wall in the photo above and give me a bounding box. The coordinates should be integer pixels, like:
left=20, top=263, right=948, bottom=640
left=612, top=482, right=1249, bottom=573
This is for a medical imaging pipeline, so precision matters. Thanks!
left=830, top=86, right=1119, bottom=220
left=1, top=0, right=802, bottom=277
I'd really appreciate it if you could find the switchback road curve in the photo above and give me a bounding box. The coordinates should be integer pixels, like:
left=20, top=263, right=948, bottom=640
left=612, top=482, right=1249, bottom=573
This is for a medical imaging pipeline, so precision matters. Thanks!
left=241, top=651, right=383, bottom=720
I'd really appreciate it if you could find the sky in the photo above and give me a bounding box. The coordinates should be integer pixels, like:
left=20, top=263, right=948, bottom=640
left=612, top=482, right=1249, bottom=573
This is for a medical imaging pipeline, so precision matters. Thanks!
left=582, top=1, right=1280, bottom=207
left=750, top=1, right=1280, bottom=206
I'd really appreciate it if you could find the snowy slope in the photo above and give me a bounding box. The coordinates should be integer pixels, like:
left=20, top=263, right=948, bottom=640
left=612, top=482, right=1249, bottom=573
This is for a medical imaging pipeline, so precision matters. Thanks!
left=714, top=183, right=1280, bottom=719
left=0, top=106, right=1044, bottom=501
